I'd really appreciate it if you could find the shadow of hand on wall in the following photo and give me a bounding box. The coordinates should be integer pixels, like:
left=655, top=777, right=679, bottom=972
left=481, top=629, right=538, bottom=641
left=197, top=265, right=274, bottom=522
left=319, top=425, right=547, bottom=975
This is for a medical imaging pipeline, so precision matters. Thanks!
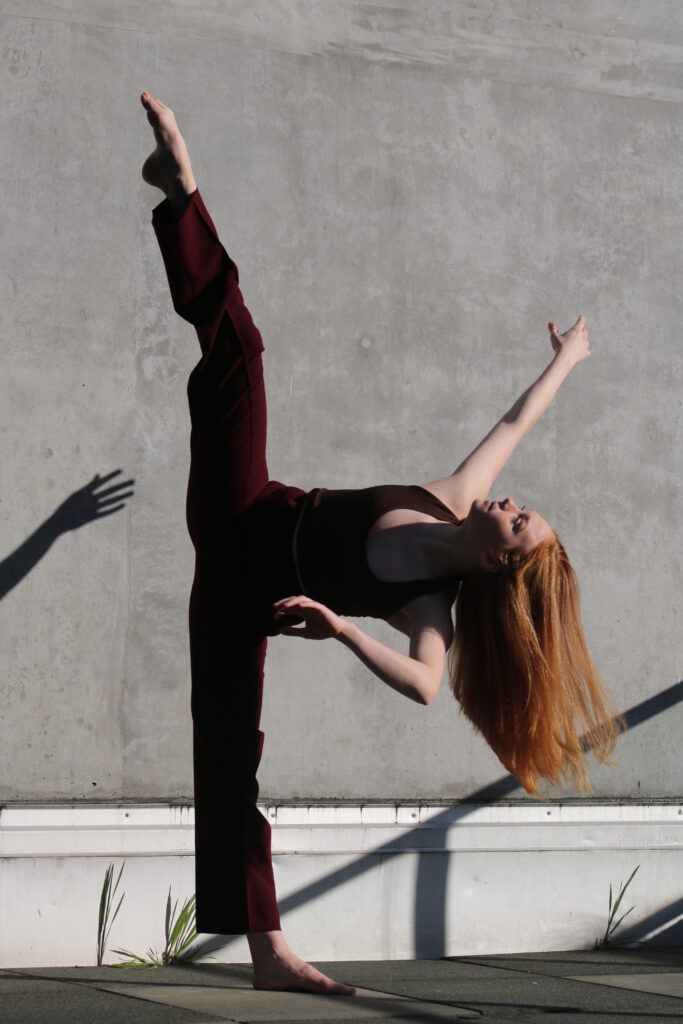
left=0, top=470, right=134, bottom=601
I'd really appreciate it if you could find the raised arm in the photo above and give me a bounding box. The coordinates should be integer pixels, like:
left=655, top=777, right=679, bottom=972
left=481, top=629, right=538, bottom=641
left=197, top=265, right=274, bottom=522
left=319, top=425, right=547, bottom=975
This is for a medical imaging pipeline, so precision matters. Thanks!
left=273, top=593, right=453, bottom=705
left=424, top=316, right=591, bottom=516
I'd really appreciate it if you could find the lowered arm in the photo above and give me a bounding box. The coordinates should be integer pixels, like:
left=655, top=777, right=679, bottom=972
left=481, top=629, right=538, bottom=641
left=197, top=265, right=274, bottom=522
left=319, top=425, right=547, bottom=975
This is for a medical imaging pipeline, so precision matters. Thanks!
left=274, top=592, right=453, bottom=706
left=338, top=596, right=452, bottom=705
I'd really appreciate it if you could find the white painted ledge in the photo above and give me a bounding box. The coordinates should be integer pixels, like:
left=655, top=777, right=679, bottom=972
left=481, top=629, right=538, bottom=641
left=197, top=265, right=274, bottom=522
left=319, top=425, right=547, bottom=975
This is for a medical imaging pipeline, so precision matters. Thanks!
left=1, top=802, right=681, bottom=967
left=2, top=802, right=681, bottom=856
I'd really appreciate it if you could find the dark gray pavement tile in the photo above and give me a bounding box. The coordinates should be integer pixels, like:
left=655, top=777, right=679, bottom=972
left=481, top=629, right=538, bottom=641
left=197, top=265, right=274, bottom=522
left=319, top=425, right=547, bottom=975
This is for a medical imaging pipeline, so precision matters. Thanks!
left=3, top=963, right=253, bottom=987
left=474, top=1017, right=683, bottom=1024
left=268, top=1018, right=483, bottom=1024
left=568, top=972, right=683, bottom=999
left=93, top=982, right=477, bottom=1020
left=3, top=951, right=682, bottom=1024
left=348, top=969, right=683, bottom=1017
left=0, top=970, right=227, bottom=1024
left=261, top=1013, right=683, bottom=1024
left=313, top=959, right=505, bottom=983
left=269, top=1020, right=476, bottom=1024
left=450, top=947, right=683, bottom=977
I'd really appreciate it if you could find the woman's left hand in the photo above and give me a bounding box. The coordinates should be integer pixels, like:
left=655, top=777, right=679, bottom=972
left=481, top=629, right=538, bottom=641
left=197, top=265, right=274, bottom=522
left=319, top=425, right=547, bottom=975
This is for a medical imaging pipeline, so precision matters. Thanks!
left=548, top=315, right=591, bottom=366
left=273, top=596, right=347, bottom=640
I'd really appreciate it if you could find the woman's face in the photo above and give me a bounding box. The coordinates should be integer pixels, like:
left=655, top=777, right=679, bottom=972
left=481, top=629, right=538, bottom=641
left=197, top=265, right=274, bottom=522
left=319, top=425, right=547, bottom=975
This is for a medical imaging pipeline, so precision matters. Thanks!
left=470, top=497, right=552, bottom=555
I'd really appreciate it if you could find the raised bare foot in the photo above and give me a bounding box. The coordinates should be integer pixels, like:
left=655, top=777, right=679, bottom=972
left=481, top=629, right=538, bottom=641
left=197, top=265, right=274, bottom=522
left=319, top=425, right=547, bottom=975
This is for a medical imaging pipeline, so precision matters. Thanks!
left=248, top=930, right=356, bottom=996
left=140, top=92, right=197, bottom=205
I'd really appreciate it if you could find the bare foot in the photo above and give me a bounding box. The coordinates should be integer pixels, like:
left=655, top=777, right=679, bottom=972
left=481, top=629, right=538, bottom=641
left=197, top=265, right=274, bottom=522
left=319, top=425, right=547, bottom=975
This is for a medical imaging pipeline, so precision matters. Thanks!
left=140, top=92, right=197, bottom=206
left=248, top=931, right=356, bottom=996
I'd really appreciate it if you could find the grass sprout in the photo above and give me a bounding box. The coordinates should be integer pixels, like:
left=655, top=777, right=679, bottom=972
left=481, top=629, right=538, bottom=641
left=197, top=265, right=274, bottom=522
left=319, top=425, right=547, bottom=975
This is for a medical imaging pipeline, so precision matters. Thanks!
left=597, top=865, right=640, bottom=948
left=113, top=891, right=209, bottom=967
left=97, top=861, right=126, bottom=966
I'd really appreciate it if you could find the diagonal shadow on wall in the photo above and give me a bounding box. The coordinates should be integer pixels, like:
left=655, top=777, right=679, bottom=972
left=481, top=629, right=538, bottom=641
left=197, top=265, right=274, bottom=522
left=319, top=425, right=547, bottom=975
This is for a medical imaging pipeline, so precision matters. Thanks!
left=614, top=894, right=683, bottom=947
left=251, top=680, right=683, bottom=957
left=0, top=470, right=134, bottom=601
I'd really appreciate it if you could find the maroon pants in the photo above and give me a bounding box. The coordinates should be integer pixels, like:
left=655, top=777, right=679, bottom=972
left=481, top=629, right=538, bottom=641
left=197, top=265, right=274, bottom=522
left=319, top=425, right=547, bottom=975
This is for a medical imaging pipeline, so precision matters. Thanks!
left=153, top=191, right=307, bottom=934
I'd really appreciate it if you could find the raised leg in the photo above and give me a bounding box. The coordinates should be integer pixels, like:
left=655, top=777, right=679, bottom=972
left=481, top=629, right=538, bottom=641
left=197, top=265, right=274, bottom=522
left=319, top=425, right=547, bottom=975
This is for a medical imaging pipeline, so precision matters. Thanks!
left=144, top=91, right=270, bottom=518
left=141, top=92, right=197, bottom=216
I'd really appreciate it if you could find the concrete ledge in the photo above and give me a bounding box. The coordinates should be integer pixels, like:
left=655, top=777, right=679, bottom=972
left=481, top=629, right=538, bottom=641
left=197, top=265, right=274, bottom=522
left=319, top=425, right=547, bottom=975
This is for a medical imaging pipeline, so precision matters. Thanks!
left=2, top=801, right=681, bottom=856
left=1, top=802, right=681, bottom=967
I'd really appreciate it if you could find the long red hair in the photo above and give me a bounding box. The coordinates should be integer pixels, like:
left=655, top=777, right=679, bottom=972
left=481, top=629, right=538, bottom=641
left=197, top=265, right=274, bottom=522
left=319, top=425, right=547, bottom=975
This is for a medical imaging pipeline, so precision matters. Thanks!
left=449, top=533, right=623, bottom=794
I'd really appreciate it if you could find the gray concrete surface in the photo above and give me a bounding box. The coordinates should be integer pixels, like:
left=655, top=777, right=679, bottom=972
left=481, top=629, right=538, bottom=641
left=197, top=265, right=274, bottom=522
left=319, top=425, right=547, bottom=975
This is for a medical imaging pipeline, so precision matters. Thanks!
left=0, top=1, right=681, bottom=803
left=1, top=949, right=682, bottom=1023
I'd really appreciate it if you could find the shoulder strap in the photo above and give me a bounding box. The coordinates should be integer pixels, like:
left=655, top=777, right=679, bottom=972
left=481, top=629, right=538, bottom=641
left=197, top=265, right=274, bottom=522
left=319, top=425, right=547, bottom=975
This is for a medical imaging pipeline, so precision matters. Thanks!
left=368, top=484, right=461, bottom=524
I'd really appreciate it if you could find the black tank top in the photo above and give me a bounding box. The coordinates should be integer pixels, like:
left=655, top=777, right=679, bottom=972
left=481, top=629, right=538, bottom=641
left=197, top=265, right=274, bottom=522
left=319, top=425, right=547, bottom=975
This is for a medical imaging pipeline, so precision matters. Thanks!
left=293, top=484, right=462, bottom=619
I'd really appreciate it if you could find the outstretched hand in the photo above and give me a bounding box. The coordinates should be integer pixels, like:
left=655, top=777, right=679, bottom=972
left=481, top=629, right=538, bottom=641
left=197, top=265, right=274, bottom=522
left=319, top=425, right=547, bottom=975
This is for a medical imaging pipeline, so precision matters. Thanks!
left=548, top=315, right=591, bottom=366
left=50, top=470, right=135, bottom=532
left=273, top=596, right=346, bottom=640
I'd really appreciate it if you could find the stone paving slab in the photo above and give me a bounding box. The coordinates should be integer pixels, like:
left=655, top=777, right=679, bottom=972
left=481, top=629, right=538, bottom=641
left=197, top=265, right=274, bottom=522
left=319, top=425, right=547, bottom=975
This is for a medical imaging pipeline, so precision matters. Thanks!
left=1, top=963, right=254, bottom=987
left=2, top=950, right=682, bottom=1024
left=95, top=982, right=477, bottom=1020
left=313, top=959, right=512, bottom=982
left=463, top=1017, right=683, bottom=1024
left=0, top=971, right=222, bottom=1024
left=455, top=947, right=683, bottom=977
left=569, top=972, right=683, bottom=999
left=357, top=973, right=682, bottom=1016
left=335, top=951, right=683, bottom=1019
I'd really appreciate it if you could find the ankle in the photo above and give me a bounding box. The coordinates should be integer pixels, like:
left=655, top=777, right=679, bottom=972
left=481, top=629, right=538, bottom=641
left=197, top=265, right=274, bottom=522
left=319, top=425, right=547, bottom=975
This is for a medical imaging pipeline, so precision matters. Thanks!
left=247, top=929, right=286, bottom=960
left=167, top=180, right=197, bottom=218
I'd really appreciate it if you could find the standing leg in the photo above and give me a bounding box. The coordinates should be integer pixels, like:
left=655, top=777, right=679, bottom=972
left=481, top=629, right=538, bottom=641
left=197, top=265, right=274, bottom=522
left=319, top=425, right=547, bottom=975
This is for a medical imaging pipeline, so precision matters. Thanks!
left=190, top=590, right=277, bottom=933
left=140, top=93, right=355, bottom=994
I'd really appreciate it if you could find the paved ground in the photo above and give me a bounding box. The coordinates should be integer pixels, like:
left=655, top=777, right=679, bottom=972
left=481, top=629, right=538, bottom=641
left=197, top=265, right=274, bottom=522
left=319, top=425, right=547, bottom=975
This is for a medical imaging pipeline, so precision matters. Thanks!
left=1, top=948, right=682, bottom=1023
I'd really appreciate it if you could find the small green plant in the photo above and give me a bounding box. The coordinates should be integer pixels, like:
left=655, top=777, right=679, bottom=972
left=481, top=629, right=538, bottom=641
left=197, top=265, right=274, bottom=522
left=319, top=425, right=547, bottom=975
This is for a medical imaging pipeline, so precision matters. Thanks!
left=113, top=891, right=209, bottom=967
left=597, top=864, right=640, bottom=948
left=97, top=861, right=126, bottom=966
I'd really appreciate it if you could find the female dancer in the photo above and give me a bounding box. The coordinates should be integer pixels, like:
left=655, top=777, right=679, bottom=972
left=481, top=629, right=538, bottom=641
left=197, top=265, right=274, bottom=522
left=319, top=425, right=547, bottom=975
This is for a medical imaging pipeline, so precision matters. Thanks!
left=140, top=93, right=620, bottom=995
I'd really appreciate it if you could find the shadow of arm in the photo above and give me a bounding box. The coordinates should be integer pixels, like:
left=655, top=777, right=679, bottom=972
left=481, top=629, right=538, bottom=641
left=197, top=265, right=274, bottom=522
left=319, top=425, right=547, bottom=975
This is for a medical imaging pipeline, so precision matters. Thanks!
left=0, top=470, right=134, bottom=601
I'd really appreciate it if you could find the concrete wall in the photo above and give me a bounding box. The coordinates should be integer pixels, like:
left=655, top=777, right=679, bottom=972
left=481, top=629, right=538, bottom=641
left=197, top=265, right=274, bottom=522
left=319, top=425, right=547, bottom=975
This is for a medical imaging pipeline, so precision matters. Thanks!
left=1, top=1, right=681, bottom=804
left=3, top=803, right=681, bottom=966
